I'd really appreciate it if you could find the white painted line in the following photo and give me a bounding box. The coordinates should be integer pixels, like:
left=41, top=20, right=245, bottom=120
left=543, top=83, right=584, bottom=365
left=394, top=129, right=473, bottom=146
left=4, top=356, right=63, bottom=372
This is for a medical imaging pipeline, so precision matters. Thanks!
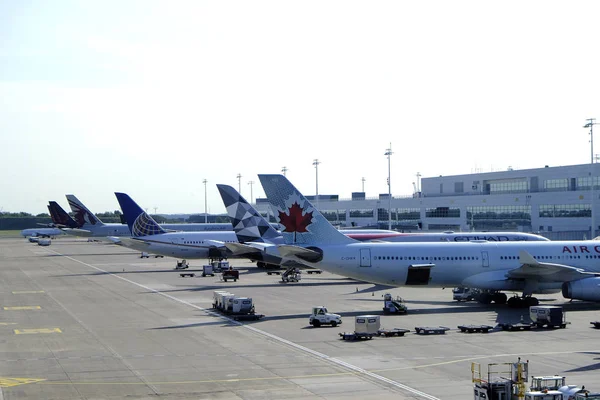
left=51, top=250, right=440, bottom=399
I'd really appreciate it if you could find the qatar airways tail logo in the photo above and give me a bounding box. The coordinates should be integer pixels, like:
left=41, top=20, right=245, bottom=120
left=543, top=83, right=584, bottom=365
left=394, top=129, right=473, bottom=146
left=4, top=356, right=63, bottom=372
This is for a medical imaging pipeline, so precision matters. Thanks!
left=68, top=200, right=98, bottom=226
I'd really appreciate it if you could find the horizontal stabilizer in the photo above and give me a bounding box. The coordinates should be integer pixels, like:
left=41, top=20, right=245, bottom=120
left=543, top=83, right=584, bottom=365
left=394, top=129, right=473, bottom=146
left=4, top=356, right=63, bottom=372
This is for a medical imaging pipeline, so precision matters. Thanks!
left=62, top=228, right=93, bottom=237
left=277, top=245, right=321, bottom=262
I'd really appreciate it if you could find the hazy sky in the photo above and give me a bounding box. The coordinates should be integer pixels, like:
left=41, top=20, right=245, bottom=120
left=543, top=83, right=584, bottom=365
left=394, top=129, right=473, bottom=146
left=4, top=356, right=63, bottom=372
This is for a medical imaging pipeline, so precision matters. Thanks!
left=2, top=1, right=600, bottom=215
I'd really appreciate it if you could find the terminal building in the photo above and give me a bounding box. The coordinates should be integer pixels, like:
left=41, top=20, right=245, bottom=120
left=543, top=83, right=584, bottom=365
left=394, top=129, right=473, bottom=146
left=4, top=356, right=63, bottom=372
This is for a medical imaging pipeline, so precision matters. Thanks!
left=255, top=163, right=600, bottom=240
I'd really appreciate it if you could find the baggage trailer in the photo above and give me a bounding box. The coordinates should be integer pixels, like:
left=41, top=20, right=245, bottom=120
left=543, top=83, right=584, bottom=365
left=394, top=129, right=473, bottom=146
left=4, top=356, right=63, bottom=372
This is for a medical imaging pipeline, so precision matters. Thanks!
left=414, top=326, right=450, bottom=335
left=376, top=328, right=410, bottom=337
left=458, top=324, right=493, bottom=333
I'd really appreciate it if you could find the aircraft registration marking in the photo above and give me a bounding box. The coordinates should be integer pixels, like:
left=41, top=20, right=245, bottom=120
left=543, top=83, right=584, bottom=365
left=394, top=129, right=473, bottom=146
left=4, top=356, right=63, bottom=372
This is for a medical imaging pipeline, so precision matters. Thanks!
left=14, top=328, right=62, bottom=335
left=0, top=377, right=46, bottom=387
left=3, top=306, right=41, bottom=310
left=12, top=291, right=45, bottom=294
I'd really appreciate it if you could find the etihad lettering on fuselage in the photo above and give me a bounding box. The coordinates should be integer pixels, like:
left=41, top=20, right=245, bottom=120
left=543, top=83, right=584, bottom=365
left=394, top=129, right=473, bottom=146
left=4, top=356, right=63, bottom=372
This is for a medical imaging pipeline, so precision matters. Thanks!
left=453, top=235, right=526, bottom=242
left=562, top=245, right=600, bottom=254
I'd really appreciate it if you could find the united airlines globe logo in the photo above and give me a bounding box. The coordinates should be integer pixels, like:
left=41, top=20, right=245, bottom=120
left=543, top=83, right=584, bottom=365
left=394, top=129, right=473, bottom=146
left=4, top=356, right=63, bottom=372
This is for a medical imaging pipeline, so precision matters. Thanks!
left=132, top=213, right=163, bottom=236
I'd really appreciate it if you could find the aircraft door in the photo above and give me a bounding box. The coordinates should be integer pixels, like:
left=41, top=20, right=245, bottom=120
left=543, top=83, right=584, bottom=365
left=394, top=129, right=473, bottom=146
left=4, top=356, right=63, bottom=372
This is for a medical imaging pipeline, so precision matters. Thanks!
left=481, top=251, right=489, bottom=267
left=360, top=249, right=371, bottom=267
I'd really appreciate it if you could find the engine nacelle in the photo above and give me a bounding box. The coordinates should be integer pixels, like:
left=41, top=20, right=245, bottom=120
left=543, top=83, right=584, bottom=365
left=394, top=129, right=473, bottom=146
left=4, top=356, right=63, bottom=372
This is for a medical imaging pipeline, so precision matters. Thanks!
left=562, top=277, right=600, bottom=301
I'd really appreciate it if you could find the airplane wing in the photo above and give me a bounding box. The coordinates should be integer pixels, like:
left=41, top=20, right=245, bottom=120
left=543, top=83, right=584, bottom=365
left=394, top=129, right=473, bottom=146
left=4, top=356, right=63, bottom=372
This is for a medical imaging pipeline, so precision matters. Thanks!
left=224, top=242, right=265, bottom=255
left=506, top=250, right=597, bottom=282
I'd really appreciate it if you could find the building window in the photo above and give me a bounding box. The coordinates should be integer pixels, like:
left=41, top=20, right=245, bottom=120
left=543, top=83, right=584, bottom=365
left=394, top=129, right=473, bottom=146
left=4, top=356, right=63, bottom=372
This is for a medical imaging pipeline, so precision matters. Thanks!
left=488, top=179, right=528, bottom=194
left=350, top=209, right=373, bottom=218
left=543, top=179, right=569, bottom=191
left=539, top=204, right=591, bottom=218
left=425, top=207, right=460, bottom=218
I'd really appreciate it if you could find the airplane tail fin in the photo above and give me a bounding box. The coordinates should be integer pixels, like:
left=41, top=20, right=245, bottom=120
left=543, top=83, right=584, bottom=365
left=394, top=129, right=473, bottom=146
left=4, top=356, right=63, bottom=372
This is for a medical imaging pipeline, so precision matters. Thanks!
left=114, top=192, right=167, bottom=237
left=257, top=174, right=356, bottom=246
left=48, top=201, right=79, bottom=228
left=217, top=184, right=282, bottom=244
left=66, top=195, right=104, bottom=227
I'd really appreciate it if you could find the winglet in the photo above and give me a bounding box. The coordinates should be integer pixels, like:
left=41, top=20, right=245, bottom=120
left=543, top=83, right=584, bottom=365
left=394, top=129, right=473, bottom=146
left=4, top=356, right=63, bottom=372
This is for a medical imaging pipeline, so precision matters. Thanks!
left=217, top=184, right=281, bottom=243
left=114, top=193, right=167, bottom=237
left=257, top=174, right=355, bottom=246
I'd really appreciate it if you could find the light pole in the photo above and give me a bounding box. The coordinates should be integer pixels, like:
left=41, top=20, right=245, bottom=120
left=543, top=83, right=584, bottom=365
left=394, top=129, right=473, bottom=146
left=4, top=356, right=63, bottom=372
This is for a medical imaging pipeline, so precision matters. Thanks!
left=237, top=173, right=242, bottom=194
left=585, top=118, right=599, bottom=238
left=313, top=159, right=320, bottom=210
left=415, top=172, right=422, bottom=193
left=282, top=166, right=288, bottom=176
left=385, top=144, right=393, bottom=230
left=362, top=177, right=366, bottom=192
left=202, top=178, right=208, bottom=223
left=248, top=180, right=254, bottom=204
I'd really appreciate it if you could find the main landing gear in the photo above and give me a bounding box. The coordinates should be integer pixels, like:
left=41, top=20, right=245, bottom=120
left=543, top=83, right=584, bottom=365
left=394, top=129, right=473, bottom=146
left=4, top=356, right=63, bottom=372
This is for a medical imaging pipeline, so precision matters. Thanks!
left=477, top=291, right=508, bottom=305
left=506, top=295, right=539, bottom=308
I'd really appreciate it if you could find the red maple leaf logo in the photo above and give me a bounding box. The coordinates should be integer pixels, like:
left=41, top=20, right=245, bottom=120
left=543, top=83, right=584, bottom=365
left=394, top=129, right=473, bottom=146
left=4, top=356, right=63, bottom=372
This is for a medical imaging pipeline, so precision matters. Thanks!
left=279, top=202, right=313, bottom=233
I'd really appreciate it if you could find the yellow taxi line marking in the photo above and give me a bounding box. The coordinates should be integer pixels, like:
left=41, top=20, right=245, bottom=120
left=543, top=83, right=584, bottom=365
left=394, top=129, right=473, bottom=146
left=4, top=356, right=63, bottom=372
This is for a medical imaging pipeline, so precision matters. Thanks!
left=0, top=378, right=46, bottom=388
left=14, top=328, right=62, bottom=335
left=12, top=291, right=45, bottom=294
left=3, top=306, right=41, bottom=310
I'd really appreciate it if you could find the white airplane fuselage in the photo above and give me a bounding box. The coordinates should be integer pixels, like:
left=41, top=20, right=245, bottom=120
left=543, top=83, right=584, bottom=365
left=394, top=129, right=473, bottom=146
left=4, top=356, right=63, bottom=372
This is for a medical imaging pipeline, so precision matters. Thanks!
left=296, top=240, right=600, bottom=293
left=120, top=231, right=239, bottom=259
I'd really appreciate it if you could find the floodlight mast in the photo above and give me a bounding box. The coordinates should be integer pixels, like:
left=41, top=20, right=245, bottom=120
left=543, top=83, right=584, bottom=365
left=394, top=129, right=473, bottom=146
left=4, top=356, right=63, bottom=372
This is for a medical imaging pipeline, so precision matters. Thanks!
left=385, top=144, right=393, bottom=230
left=585, top=118, right=598, bottom=238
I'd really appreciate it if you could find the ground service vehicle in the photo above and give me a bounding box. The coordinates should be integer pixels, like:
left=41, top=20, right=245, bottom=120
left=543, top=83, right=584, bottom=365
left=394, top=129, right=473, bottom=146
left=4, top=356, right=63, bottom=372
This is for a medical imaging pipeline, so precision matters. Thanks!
left=472, top=359, right=593, bottom=399
left=309, top=306, right=341, bottom=327
left=529, top=306, right=569, bottom=329
left=382, top=293, right=408, bottom=314
left=221, top=269, right=239, bottom=282
left=452, top=287, right=481, bottom=301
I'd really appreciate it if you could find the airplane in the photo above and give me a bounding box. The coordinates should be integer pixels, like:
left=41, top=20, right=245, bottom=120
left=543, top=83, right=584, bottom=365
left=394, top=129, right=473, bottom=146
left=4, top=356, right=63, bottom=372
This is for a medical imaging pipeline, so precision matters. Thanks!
left=20, top=227, right=63, bottom=238
left=113, top=192, right=279, bottom=265
left=256, top=174, right=600, bottom=307
left=64, top=194, right=235, bottom=238
left=217, top=184, right=548, bottom=270
left=338, top=230, right=549, bottom=242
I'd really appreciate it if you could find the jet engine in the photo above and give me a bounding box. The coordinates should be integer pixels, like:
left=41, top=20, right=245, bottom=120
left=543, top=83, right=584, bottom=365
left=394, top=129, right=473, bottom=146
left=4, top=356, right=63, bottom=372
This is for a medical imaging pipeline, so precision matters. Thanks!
left=562, top=277, right=600, bottom=302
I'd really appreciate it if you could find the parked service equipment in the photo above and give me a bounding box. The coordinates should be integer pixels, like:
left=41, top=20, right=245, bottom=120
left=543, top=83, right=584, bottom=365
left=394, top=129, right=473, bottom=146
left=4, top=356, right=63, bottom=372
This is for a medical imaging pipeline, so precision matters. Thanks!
left=221, top=269, right=239, bottom=282
left=591, top=321, right=600, bottom=329
left=175, top=259, right=189, bottom=269
left=458, top=324, right=493, bottom=333
left=473, top=359, right=595, bottom=400
left=529, top=306, right=569, bottom=329
left=37, top=238, right=51, bottom=246
left=339, top=315, right=379, bottom=340
left=309, top=306, right=342, bottom=327
left=376, top=328, right=410, bottom=337
left=201, top=264, right=214, bottom=277
left=281, top=268, right=301, bottom=283
left=414, top=326, right=450, bottom=335
left=382, top=293, right=408, bottom=314
left=211, top=291, right=264, bottom=321
left=453, top=287, right=480, bottom=301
